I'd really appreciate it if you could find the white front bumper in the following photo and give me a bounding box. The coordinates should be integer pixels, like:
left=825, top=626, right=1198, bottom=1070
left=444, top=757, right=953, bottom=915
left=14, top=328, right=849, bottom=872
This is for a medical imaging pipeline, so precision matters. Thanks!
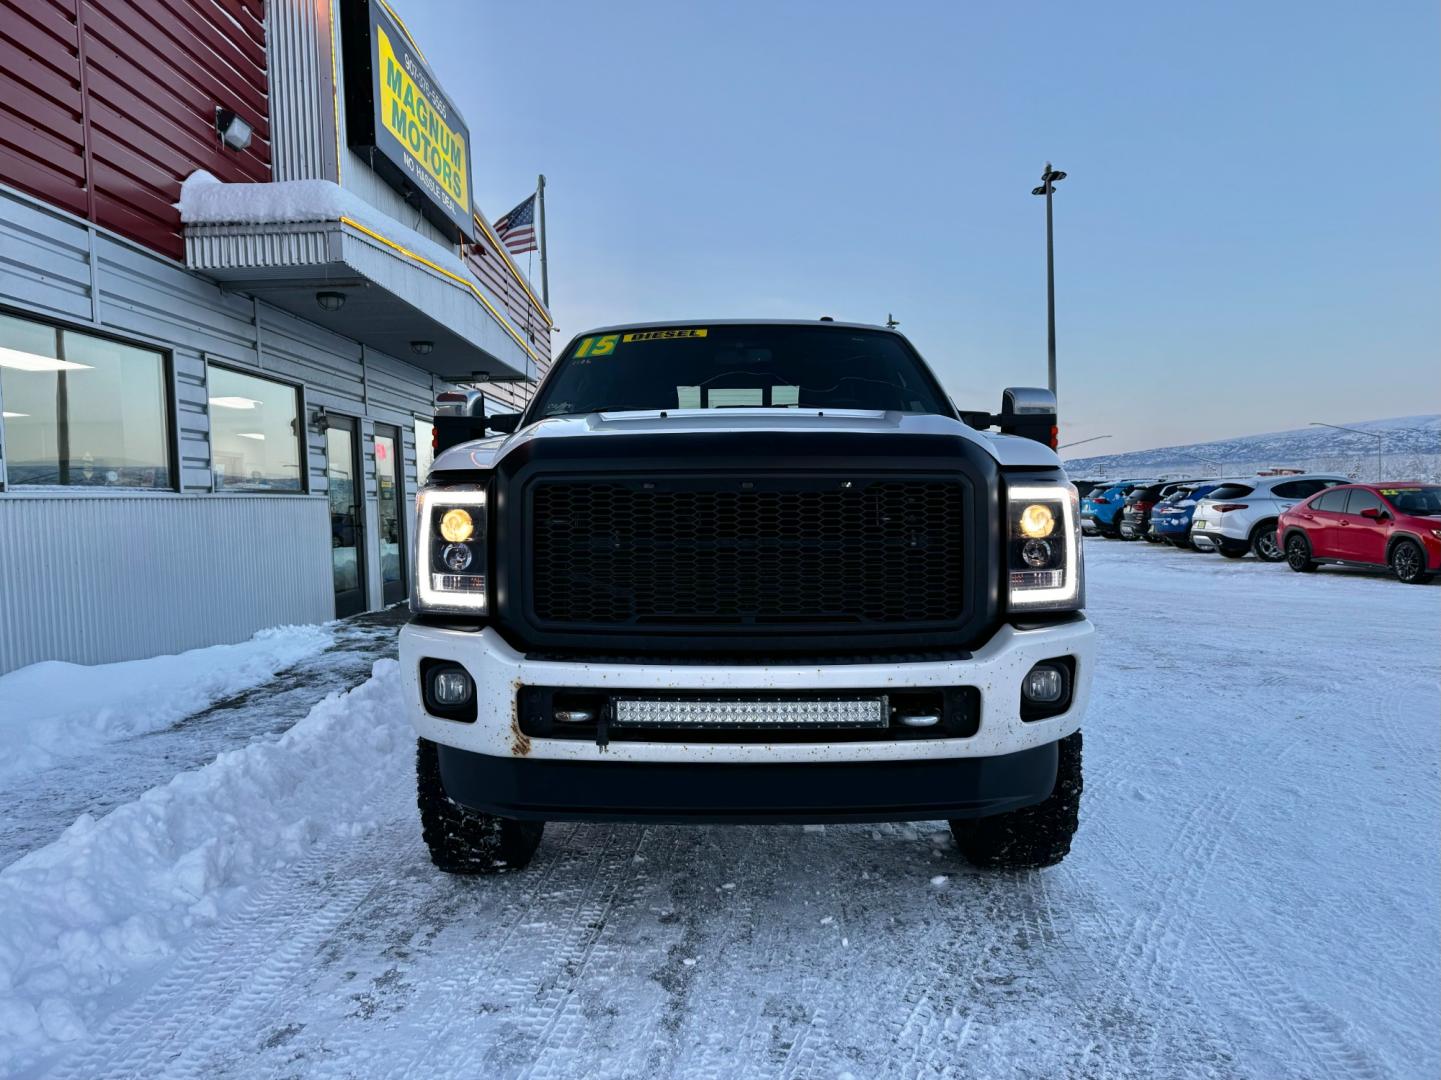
left=399, top=619, right=1096, bottom=765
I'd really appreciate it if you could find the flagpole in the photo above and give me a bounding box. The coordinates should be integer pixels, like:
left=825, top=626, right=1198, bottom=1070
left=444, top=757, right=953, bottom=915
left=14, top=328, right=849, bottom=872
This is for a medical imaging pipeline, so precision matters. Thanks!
left=537, top=173, right=550, bottom=310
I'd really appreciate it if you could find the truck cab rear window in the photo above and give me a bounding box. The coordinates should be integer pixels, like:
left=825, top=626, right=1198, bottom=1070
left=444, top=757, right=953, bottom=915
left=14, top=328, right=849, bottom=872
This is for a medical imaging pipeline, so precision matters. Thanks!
left=532, top=324, right=953, bottom=419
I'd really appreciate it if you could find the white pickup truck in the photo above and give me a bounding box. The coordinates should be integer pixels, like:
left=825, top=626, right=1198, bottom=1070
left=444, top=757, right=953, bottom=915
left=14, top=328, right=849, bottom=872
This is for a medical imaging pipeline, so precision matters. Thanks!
left=399, top=320, right=1094, bottom=872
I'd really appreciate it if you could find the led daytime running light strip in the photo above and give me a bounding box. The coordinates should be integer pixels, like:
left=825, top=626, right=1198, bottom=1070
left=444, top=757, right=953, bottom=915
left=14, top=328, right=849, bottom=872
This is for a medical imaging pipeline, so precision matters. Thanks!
left=1008, top=485, right=1080, bottom=607
left=416, top=487, right=488, bottom=613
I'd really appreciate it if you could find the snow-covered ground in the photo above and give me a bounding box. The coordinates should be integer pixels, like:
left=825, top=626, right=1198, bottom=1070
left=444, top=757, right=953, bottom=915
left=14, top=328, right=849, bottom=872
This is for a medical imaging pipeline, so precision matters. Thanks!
left=1, top=543, right=1436, bottom=1079
left=0, top=625, right=334, bottom=785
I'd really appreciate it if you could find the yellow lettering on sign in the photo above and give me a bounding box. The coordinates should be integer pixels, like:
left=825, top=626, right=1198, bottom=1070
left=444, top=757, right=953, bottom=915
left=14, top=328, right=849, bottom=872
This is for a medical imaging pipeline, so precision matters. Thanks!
left=621, top=329, right=709, bottom=342
left=377, top=26, right=467, bottom=208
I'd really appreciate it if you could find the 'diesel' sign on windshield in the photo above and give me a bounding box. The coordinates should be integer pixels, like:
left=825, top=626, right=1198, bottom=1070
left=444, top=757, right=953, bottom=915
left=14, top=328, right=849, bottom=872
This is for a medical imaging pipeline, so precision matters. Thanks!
left=341, top=0, right=474, bottom=241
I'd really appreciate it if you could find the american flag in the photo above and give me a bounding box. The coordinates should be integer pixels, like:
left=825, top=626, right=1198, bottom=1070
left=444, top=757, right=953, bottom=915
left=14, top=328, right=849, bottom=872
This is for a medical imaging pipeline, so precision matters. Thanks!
left=492, top=193, right=538, bottom=254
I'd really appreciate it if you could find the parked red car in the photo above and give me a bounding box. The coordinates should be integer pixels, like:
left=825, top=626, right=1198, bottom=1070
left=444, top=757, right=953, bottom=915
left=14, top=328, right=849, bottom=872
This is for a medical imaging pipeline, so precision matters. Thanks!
left=1278, top=483, right=1441, bottom=584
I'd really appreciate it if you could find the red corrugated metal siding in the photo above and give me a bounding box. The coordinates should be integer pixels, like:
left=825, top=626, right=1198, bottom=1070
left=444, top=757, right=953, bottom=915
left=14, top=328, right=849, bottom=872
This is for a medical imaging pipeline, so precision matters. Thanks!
left=464, top=238, right=550, bottom=353
left=0, top=0, right=269, bottom=258
left=0, top=0, right=88, bottom=216
left=463, top=231, right=553, bottom=407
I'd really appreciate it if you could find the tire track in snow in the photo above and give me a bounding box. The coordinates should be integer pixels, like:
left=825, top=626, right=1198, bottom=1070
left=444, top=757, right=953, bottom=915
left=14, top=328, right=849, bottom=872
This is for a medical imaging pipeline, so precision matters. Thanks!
left=42, top=827, right=399, bottom=1080
left=1083, top=791, right=1392, bottom=1080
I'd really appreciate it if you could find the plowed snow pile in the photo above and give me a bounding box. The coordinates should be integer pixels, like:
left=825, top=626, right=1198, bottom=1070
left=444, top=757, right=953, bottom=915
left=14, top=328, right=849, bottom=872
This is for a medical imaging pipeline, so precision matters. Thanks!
left=0, top=625, right=333, bottom=783
left=0, top=660, right=406, bottom=1068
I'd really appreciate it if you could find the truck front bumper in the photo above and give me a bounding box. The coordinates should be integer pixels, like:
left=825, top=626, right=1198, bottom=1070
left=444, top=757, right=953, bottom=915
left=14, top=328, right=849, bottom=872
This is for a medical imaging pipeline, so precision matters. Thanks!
left=399, top=618, right=1095, bottom=821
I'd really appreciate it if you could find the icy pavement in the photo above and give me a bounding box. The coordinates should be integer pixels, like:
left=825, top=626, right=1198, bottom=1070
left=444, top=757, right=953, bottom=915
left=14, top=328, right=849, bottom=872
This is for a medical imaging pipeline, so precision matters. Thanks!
left=0, top=609, right=404, bottom=870
left=2, top=543, right=1437, bottom=1079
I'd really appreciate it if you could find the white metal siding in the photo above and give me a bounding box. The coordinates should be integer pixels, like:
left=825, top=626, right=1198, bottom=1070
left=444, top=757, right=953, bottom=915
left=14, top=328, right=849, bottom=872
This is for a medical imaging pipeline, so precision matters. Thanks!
left=0, top=494, right=333, bottom=674
left=1, top=185, right=439, bottom=666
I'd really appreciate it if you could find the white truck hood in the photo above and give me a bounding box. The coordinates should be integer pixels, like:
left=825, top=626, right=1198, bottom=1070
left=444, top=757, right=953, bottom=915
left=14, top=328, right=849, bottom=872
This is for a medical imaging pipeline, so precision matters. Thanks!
left=431, top=409, right=1061, bottom=474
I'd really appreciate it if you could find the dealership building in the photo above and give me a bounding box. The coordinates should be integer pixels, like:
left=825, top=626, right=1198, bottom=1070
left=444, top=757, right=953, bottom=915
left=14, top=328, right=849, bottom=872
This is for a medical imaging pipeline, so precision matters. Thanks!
left=0, top=0, right=551, bottom=673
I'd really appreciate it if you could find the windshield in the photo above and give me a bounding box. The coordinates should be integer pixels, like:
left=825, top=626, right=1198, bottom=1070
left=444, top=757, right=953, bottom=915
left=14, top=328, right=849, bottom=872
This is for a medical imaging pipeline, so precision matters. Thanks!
left=529, top=324, right=954, bottom=418
left=1381, top=486, right=1441, bottom=515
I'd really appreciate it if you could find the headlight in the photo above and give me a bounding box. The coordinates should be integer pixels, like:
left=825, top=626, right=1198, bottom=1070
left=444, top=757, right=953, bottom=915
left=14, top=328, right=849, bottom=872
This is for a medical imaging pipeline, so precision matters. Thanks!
left=1007, top=483, right=1083, bottom=611
left=413, top=485, right=488, bottom=614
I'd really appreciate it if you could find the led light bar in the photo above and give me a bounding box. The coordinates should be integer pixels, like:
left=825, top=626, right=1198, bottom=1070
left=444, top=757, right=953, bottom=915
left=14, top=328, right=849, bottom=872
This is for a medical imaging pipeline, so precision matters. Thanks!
left=613, top=696, right=889, bottom=729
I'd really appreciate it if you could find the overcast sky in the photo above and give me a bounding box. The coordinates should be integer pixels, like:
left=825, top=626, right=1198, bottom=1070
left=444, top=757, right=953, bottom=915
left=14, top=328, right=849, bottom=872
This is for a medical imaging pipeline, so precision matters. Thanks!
left=399, top=0, right=1438, bottom=454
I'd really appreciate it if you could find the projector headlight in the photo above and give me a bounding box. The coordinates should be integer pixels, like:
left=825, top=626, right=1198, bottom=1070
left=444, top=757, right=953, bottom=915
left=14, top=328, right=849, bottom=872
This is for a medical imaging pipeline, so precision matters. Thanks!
left=413, top=484, right=488, bottom=614
left=1007, top=483, right=1083, bottom=611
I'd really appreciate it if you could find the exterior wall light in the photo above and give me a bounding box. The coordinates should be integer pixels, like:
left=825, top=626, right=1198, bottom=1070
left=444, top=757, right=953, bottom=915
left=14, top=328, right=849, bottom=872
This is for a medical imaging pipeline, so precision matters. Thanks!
left=215, top=107, right=254, bottom=152
left=316, top=291, right=346, bottom=312
left=411, top=340, right=435, bottom=356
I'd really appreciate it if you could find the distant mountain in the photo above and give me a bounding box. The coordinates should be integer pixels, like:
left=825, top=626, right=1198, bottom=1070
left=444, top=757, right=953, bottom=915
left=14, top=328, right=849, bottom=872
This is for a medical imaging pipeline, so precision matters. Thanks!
left=1064, top=415, right=1441, bottom=482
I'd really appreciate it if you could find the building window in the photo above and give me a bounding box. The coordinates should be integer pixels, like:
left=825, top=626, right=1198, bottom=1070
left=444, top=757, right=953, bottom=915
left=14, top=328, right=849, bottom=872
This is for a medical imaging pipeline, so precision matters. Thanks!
left=415, top=418, right=435, bottom=484
left=207, top=364, right=303, bottom=492
left=0, top=312, right=171, bottom=488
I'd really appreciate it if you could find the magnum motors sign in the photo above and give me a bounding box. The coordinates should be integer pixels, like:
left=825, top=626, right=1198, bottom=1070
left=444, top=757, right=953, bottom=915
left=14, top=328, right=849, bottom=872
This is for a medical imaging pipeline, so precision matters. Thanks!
left=341, top=0, right=473, bottom=240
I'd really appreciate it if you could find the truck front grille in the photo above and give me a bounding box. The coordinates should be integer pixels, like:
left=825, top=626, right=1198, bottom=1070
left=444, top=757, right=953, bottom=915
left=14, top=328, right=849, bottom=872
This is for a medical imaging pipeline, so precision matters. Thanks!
left=528, top=477, right=967, bottom=629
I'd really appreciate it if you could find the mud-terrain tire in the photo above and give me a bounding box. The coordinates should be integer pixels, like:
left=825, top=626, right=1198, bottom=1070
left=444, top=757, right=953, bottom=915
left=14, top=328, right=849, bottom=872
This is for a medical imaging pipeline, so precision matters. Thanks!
left=1250, top=520, right=1284, bottom=561
left=417, top=739, right=543, bottom=873
left=1285, top=534, right=1318, bottom=573
left=950, top=731, right=1082, bottom=870
left=1390, top=539, right=1434, bottom=585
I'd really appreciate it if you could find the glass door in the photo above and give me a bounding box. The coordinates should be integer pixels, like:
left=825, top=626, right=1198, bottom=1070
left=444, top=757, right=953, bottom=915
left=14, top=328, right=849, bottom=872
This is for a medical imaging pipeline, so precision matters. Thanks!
left=326, top=417, right=367, bottom=618
left=375, top=424, right=407, bottom=605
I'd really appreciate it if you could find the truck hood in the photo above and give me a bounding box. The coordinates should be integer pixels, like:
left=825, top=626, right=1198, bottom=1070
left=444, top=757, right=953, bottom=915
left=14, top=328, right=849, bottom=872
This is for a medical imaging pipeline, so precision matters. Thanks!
left=431, top=409, right=1062, bottom=474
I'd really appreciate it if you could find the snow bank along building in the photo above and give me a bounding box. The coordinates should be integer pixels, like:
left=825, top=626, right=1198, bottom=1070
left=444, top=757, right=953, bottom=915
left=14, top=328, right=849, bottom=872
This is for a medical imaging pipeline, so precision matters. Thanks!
left=0, top=0, right=552, bottom=673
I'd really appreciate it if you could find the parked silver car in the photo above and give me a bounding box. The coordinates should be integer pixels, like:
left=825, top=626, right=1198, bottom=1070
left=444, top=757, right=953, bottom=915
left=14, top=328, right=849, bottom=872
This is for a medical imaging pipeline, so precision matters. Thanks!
left=1190, top=475, right=1350, bottom=560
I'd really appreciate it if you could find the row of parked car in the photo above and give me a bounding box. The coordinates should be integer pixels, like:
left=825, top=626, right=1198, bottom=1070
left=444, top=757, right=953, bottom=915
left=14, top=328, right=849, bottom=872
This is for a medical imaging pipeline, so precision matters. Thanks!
left=1077, top=475, right=1441, bottom=585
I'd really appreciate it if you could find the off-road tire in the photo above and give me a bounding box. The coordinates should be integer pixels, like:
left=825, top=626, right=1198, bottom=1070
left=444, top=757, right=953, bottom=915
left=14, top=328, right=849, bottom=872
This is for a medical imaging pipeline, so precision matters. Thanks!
left=1285, top=533, right=1318, bottom=573
left=417, top=739, right=543, bottom=873
left=950, top=731, right=1082, bottom=870
left=1390, top=539, right=1434, bottom=585
left=1250, top=520, right=1284, bottom=562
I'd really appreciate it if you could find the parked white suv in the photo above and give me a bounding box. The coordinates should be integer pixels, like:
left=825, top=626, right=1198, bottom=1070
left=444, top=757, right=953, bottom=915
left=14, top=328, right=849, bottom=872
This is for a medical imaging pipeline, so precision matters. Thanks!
left=1191, top=475, right=1350, bottom=560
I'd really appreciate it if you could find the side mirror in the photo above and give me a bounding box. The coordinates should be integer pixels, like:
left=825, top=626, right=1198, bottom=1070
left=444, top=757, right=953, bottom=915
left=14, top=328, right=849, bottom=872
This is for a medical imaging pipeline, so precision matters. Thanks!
left=999, top=387, right=1058, bottom=449
left=487, top=412, right=522, bottom=434
left=1360, top=506, right=1387, bottom=520
left=432, top=389, right=487, bottom=453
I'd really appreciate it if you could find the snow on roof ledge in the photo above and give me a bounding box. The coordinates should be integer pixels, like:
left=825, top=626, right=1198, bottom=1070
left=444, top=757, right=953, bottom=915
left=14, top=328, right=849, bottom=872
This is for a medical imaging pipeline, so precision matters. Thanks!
left=177, top=170, right=473, bottom=285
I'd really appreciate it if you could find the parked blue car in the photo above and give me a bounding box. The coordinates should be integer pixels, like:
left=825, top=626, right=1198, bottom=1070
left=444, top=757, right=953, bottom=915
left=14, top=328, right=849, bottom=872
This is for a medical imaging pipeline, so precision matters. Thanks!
left=1149, top=482, right=1222, bottom=547
left=1080, top=479, right=1153, bottom=537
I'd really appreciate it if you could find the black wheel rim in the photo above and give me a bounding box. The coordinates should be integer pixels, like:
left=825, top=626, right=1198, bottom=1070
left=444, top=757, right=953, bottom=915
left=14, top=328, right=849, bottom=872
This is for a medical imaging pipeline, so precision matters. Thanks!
left=1395, top=545, right=1420, bottom=580
left=1287, top=539, right=1307, bottom=568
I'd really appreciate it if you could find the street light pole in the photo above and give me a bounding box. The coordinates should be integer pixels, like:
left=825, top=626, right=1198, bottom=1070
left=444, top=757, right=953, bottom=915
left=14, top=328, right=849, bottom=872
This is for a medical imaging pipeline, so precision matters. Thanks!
left=1031, top=162, right=1067, bottom=400
left=1309, top=421, right=1384, bottom=480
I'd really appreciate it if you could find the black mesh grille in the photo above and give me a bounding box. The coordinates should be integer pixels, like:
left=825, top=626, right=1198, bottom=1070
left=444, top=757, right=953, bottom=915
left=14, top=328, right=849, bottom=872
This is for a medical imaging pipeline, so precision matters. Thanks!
left=529, top=478, right=966, bottom=628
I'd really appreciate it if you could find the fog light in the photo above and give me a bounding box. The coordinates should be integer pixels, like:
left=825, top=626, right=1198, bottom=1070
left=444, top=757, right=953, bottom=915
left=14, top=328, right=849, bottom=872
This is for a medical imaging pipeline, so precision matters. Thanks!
left=1022, top=664, right=1065, bottom=704
left=431, top=666, right=474, bottom=706
left=1022, top=538, right=1053, bottom=567
left=442, top=543, right=473, bottom=571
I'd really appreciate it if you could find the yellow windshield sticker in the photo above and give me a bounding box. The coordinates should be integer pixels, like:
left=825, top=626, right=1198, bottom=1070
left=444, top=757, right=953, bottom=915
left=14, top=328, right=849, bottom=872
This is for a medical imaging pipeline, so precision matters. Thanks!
left=621, top=328, right=709, bottom=342
left=574, top=334, right=618, bottom=358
